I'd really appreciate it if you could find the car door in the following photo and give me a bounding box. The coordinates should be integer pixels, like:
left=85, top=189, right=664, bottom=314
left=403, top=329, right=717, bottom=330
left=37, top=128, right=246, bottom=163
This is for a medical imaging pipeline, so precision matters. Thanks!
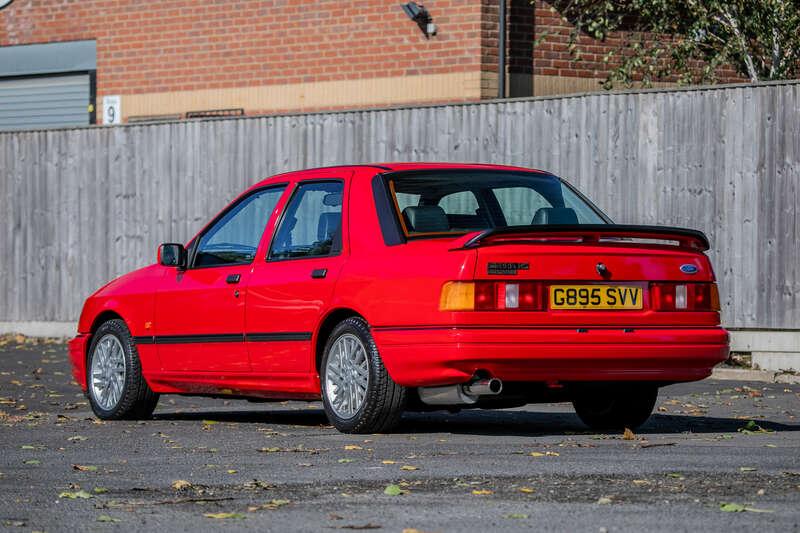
left=155, top=185, right=287, bottom=373
left=246, top=177, right=349, bottom=375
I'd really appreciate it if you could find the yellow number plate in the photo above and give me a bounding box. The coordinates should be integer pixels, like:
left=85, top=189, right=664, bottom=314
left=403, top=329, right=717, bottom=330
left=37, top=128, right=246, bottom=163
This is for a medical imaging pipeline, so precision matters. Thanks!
left=549, top=285, right=643, bottom=310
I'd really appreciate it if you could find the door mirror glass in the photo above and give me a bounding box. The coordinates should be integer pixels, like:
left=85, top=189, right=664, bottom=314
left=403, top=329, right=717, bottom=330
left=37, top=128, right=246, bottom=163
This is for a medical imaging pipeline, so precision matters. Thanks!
left=158, top=243, right=187, bottom=268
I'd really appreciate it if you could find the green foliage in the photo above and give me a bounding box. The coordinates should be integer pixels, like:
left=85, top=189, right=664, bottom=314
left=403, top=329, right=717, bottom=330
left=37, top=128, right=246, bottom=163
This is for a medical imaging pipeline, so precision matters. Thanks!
left=547, top=0, right=800, bottom=87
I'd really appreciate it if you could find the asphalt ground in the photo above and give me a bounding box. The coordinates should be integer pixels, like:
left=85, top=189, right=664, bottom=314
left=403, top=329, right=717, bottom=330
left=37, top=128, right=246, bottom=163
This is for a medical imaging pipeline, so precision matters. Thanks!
left=1, top=337, right=798, bottom=532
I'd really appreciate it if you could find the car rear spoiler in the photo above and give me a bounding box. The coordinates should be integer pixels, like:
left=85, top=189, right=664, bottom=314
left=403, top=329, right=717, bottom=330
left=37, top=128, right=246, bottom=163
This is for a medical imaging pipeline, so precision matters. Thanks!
left=456, top=224, right=710, bottom=252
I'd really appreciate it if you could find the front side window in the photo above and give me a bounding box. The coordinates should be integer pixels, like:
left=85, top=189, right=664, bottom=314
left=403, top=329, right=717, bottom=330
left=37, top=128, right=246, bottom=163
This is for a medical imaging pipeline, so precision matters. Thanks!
left=194, top=186, right=286, bottom=267
left=269, top=181, right=344, bottom=260
left=387, top=171, right=608, bottom=237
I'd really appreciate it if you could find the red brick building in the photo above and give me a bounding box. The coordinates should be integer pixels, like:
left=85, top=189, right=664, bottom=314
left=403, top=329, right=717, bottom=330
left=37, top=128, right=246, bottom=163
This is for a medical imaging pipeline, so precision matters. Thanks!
left=0, top=1, right=742, bottom=129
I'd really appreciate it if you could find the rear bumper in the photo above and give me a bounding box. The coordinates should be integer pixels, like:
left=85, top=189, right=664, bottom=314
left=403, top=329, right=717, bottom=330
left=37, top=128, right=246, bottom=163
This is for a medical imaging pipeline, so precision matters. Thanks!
left=68, top=334, right=90, bottom=391
left=372, top=326, right=729, bottom=387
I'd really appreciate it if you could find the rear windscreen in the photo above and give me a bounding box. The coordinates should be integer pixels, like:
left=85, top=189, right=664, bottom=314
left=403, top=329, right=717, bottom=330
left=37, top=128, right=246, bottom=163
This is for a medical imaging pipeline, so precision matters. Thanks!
left=387, top=171, right=609, bottom=237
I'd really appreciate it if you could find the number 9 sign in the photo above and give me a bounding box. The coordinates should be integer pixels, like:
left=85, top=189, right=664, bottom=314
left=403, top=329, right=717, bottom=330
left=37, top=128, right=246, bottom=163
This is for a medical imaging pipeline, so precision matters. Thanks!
left=102, top=95, right=122, bottom=125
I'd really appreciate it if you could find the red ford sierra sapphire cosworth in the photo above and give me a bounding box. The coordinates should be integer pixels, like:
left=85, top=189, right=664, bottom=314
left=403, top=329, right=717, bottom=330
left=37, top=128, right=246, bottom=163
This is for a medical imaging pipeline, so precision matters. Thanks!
left=69, top=163, right=729, bottom=433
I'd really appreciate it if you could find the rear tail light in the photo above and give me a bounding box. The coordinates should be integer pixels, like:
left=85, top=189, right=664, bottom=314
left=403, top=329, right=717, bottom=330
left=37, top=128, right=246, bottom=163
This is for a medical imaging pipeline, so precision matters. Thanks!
left=650, top=282, right=720, bottom=311
left=440, top=281, right=545, bottom=311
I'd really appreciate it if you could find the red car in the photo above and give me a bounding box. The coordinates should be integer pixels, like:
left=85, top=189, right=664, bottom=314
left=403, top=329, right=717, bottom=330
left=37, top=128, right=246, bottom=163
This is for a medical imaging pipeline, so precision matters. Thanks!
left=68, top=163, right=729, bottom=433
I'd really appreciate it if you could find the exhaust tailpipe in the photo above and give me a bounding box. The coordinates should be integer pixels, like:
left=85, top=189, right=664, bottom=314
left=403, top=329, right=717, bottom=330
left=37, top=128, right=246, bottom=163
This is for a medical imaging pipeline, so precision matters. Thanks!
left=418, top=377, right=503, bottom=406
left=462, top=378, right=503, bottom=397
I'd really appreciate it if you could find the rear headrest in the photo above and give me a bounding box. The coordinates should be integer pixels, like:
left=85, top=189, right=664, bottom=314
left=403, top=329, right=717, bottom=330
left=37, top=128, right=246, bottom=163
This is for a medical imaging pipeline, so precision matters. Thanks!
left=317, top=212, right=341, bottom=241
left=403, top=205, right=449, bottom=233
left=531, top=207, right=579, bottom=225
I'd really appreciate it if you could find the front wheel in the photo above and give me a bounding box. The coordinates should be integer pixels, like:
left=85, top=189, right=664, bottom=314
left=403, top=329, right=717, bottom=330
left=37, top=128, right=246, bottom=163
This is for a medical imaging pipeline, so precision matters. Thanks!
left=320, top=317, right=406, bottom=433
left=86, top=319, right=159, bottom=420
left=572, top=384, right=658, bottom=431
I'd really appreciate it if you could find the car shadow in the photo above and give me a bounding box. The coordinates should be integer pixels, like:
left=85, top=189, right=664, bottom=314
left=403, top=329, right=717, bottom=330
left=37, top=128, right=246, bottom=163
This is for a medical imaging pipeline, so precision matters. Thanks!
left=397, top=410, right=800, bottom=437
left=154, top=407, right=800, bottom=437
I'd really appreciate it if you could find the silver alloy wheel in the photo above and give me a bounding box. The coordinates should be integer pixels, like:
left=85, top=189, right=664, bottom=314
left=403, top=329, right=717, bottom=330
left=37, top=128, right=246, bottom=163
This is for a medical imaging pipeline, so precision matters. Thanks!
left=324, top=333, right=369, bottom=419
left=90, top=334, right=127, bottom=411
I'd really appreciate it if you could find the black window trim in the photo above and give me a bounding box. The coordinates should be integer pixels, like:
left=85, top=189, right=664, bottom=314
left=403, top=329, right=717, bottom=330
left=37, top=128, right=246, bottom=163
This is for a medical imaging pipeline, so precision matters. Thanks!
left=266, top=178, right=346, bottom=263
left=187, top=183, right=289, bottom=270
left=372, top=169, right=612, bottom=244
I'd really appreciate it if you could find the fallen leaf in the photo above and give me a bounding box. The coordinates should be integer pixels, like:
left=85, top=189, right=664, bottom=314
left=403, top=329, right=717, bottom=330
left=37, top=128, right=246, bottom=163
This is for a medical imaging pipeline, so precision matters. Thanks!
left=381, top=460, right=397, bottom=465
left=471, top=489, right=493, bottom=495
left=344, top=445, right=363, bottom=451
left=171, top=480, right=192, bottom=490
left=519, top=487, right=535, bottom=493
left=383, top=484, right=407, bottom=496
left=400, top=465, right=418, bottom=471
left=258, top=499, right=290, bottom=510
left=719, top=502, right=773, bottom=513
left=506, top=513, right=529, bottom=519
left=204, top=512, right=246, bottom=519
left=259, top=447, right=281, bottom=453
left=338, top=458, right=354, bottom=464
left=59, top=490, right=93, bottom=499
left=23, top=459, right=40, bottom=465
left=227, top=470, right=238, bottom=474
left=596, top=496, right=613, bottom=505
left=622, top=428, right=635, bottom=440
left=201, top=420, right=219, bottom=426
left=72, top=464, right=98, bottom=472
left=93, top=487, right=108, bottom=494
left=738, top=421, right=774, bottom=434
left=740, top=467, right=757, bottom=472
left=96, top=515, right=120, bottom=523
left=529, top=451, right=559, bottom=457
left=67, top=435, right=88, bottom=442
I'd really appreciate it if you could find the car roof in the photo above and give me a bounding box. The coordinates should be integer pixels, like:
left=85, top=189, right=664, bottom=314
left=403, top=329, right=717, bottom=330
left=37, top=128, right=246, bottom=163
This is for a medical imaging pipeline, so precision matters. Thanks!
left=249, top=162, right=549, bottom=189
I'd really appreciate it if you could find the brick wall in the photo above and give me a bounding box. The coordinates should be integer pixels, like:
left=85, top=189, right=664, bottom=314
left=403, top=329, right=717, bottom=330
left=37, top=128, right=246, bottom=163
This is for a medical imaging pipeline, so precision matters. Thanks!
left=0, top=0, right=747, bottom=120
left=0, top=1, right=483, bottom=99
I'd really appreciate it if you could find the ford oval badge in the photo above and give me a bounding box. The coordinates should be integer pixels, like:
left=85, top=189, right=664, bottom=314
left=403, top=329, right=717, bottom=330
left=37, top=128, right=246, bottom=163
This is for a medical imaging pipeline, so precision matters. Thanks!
left=680, top=264, right=698, bottom=274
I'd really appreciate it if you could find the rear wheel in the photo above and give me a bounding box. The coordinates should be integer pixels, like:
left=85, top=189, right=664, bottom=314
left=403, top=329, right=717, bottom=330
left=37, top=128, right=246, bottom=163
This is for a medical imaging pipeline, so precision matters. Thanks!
left=320, top=317, right=406, bottom=433
left=86, top=319, right=159, bottom=420
left=572, top=384, right=658, bottom=431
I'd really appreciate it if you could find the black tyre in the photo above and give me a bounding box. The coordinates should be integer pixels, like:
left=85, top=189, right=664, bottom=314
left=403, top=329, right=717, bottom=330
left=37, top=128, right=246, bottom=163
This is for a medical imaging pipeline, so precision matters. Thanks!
left=320, top=317, right=406, bottom=433
left=572, top=384, right=658, bottom=430
left=86, top=319, right=159, bottom=420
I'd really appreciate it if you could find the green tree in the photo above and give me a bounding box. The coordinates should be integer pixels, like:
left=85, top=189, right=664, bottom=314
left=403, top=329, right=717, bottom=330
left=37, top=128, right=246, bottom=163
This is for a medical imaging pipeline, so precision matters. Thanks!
left=547, top=0, right=800, bottom=88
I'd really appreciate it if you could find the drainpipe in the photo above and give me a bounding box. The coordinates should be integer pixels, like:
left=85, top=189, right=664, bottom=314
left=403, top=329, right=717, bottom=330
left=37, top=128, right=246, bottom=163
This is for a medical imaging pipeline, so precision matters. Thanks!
left=498, top=0, right=506, bottom=98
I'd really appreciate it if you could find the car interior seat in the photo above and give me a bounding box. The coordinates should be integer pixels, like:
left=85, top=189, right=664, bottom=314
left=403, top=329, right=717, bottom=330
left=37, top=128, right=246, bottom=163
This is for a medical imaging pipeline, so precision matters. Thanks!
left=531, top=207, right=579, bottom=225
left=402, top=205, right=450, bottom=233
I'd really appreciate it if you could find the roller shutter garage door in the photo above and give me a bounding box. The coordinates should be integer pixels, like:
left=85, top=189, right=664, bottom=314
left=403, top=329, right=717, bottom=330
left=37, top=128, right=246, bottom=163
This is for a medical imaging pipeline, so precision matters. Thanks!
left=0, top=74, right=90, bottom=131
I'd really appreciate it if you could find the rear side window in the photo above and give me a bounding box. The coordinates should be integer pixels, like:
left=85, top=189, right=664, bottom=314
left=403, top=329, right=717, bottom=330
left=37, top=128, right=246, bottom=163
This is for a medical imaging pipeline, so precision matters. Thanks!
left=269, top=181, right=344, bottom=260
left=194, top=186, right=286, bottom=267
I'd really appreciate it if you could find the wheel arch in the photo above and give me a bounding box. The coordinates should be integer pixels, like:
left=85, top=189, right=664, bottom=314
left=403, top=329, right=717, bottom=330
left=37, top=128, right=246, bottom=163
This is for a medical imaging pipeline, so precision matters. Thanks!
left=84, top=310, right=126, bottom=364
left=314, top=307, right=365, bottom=372
left=90, top=310, right=125, bottom=334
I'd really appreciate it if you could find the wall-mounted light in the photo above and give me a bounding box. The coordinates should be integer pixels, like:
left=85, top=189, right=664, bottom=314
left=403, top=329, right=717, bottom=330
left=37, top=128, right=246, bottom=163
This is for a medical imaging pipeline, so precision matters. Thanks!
left=401, top=2, right=437, bottom=38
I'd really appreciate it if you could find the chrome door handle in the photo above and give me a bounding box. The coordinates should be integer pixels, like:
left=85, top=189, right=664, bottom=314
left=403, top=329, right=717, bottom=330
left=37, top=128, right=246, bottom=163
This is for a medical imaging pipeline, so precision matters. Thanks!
left=311, top=268, right=327, bottom=279
left=226, top=274, right=241, bottom=284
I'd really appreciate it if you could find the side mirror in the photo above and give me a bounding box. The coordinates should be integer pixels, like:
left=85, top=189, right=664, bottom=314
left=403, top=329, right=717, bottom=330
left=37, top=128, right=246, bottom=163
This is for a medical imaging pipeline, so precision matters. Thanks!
left=158, top=243, right=187, bottom=269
